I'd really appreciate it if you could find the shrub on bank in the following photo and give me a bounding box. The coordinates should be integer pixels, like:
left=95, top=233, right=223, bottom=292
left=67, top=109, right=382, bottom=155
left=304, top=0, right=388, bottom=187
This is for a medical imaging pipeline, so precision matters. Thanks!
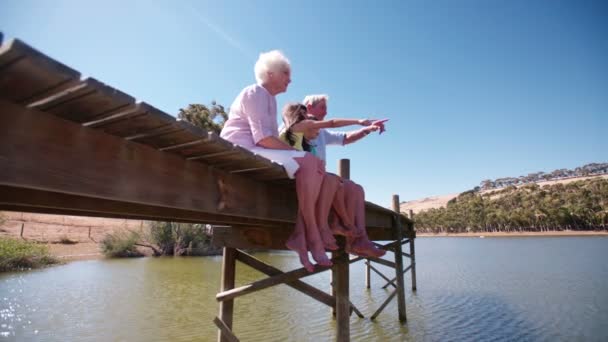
left=0, top=237, right=59, bottom=272
left=100, top=231, right=143, bottom=258
left=148, top=222, right=215, bottom=256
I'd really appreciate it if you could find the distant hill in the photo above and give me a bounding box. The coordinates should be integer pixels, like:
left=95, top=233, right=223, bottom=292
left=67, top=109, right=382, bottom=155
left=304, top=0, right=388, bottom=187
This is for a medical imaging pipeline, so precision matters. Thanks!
left=401, top=174, right=608, bottom=214
left=412, top=177, right=608, bottom=233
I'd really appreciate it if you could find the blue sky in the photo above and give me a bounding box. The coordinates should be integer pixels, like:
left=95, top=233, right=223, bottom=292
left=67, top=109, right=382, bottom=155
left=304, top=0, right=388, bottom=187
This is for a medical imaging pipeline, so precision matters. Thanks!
left=1, top=0, right=606, bottom=206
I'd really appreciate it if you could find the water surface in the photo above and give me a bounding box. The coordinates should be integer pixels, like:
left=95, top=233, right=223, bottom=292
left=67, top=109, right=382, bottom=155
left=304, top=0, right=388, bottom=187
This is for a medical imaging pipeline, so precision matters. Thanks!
left=1, top=237, right=607, bottom=341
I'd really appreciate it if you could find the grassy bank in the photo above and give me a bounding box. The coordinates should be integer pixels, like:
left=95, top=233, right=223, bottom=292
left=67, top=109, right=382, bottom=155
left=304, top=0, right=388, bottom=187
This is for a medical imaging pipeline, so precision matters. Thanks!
left=0, top=237, right=59, bottom=272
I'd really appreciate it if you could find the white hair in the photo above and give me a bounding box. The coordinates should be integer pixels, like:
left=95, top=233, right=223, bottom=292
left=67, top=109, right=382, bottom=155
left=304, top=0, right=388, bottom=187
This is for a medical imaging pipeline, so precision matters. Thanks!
left=302, top=94, right=329, bottom=106
left=254, top=50, right=291, bottom=84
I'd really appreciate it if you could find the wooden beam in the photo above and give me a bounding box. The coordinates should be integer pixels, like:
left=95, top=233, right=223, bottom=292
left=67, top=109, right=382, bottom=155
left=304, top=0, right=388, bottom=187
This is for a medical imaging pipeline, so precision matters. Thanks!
left=410, top=237, right=418, bottom=291
left=0, top=99, right=298, bottom=224
left=392, top=195, right=407, bottom=322
left=213, top=317, right=239, bottom=342
left=367, top=257, right=396, bottom=269
left=235, top=250, right=336, bottom=308
left=370, top=289, right=398, bottom=320
left=0, top=186, right=291, bottom=228
left=368, top=264, right=395, bottom=287
left=335, top=159, right=350, bottom=342
left=216, top=259, right=337, bottom=303
left=382, top=265, right=412, bottom=289
left=218, top=248, right=237, bottom=342
left=365, top=260, right=371, bottom=289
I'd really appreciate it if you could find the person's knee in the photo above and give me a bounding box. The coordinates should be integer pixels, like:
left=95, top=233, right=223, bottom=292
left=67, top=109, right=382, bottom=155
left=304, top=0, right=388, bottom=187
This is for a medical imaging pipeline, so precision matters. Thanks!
left=345, top=181, right=364, bottom=197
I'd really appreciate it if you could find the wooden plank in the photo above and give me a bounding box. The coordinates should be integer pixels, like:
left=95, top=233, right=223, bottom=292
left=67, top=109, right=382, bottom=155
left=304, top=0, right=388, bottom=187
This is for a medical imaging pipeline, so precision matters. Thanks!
left=212, top=226, right=292, bottom=250
left=88, top=102, right=175, bottom=137
left=382, top=265, right=412, bottom=289
left=29, top=77, right=135, bottom=123
left=0, top=39, right=81, bottom=104
left=370, top=289, right=398, bottom=320
left=217, top=248, right=237, bottom=342
left=369, top=263, right=395, bottom=288
left=368, top=256, right=396, bottom=269
left=211, top=212, right=400, bottom=250
left=235, top=250, right=336, bottom=308
left=213, top=317, right=239, bottom=342
left=216, top=259, right=336, bottom=302
left=0, top=99, right=298, bottom=223
left=0, top=186, right=293, bottom=228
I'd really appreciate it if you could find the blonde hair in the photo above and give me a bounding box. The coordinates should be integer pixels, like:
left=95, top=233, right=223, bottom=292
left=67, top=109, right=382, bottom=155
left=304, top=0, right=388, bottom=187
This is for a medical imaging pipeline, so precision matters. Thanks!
left=302, top=94, right=329, bottom=107
left=254, top=50, right=291, bottom=84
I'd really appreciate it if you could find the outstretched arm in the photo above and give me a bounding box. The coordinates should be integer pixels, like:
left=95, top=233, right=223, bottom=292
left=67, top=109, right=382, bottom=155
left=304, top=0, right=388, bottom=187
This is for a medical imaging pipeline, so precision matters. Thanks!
left=294, top=118, right=368, bottom=131
left=343, top=125, right=380, bottom=145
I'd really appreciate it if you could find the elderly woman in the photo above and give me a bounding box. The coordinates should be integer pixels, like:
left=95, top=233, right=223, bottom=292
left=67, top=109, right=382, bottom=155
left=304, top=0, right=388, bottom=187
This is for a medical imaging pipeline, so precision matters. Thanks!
left=220, top=50, right=331, bottom=272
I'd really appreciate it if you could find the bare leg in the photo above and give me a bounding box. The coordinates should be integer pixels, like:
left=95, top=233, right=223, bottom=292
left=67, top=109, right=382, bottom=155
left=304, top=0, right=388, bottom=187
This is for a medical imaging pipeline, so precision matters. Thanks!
left=316, top=173, right=339, bottom=250
left=329, top=210, right=350, bottom=236
left=285, top=212, right=314, bottom=272
left=293, top=154, right=332, bottom=267
left=331, top=181, right=358, bottom=236
left=344, top=181, right=386, bottom=258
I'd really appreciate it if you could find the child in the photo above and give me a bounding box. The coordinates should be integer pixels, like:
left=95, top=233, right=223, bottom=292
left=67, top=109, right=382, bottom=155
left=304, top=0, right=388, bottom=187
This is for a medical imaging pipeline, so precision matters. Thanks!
left=281, top=103, right=386, bottom=260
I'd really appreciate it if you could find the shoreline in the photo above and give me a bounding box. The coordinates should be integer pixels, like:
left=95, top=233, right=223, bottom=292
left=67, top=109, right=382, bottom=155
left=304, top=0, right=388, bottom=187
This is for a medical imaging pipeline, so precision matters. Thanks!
left=416, top=230, right=608, bottom=238
left=48, top=231, right=608, bottom=262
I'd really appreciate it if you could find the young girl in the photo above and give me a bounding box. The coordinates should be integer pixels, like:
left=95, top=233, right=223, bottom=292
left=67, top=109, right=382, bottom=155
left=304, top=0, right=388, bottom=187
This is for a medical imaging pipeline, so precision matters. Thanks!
left=281, top=103, right=386, bottom=259
left=280, top=103, right=369, bottom=156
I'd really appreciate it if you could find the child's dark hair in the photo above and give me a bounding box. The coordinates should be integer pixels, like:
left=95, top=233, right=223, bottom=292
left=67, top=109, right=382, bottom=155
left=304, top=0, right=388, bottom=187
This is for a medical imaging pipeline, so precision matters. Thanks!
left=282, top=103, right=313, bottom=152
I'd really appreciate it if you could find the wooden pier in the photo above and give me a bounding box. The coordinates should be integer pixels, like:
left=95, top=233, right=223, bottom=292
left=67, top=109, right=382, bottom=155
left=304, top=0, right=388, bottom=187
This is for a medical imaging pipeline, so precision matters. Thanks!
left=0, top=35, right=417, bottom=341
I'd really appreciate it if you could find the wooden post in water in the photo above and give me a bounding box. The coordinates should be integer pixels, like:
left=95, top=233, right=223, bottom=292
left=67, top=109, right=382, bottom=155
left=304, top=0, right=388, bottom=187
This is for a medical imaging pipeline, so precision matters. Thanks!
left=407, top=210, right=417, bottom=291
left=392, top=194, right=407, bottom=322
left=365, top=260, right=371, bottom=289
left=334, top=159, right=350, bottom=341
left=217, top=247, right=237, bottom=342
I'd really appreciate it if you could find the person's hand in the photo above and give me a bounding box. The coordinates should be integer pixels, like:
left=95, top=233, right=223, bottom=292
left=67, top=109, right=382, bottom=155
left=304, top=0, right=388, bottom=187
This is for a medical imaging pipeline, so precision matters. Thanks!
left=372, top=118, right=389, bottom=134
left=358, top=119, right=374, bottom=126
left=362, top=125, right=379, bottom=135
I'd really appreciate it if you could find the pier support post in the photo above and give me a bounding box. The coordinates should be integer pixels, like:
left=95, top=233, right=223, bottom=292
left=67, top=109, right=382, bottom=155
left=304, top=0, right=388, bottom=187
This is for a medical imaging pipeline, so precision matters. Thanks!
left=392, top=195, right=407, bottom=322
left=333, top=159, right=351, bottom=341
left=217, top=247, right=237, bottom=342
left=407, top=210, right=417, bottom=291
left=365, top=259, right=371, bottom=289
left=410, top=236, right=417, bottom=291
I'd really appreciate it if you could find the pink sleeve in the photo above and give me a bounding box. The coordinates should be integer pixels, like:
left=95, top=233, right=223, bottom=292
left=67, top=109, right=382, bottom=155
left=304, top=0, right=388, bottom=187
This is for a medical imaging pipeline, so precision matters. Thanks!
left=241, top=87, right=276, bottom=144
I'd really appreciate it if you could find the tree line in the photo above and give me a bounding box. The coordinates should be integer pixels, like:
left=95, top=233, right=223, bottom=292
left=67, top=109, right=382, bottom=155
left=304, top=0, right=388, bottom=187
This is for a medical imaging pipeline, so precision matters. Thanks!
left=413, top=178, right=608, bottom=233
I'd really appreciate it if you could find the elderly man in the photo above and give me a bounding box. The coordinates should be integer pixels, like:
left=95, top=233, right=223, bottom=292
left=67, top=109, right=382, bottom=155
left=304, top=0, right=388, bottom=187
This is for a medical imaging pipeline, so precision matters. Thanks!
left=304, top=94, right=386, bottom=257
left=303, top=95, right=381, bottom=161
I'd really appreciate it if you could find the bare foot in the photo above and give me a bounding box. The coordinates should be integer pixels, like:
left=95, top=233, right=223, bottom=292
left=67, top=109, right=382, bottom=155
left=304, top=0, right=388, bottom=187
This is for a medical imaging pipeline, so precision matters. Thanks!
left=350, top=239, right=386, bottom=258
left=286, top=234, right=314, bottom=272
left=310, top=241, right=333, bottom=267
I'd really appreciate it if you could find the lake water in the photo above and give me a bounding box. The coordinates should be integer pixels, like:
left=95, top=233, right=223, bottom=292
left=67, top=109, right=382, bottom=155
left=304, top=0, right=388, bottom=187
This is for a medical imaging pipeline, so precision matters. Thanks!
left=1, top=237, right=607, bottom=341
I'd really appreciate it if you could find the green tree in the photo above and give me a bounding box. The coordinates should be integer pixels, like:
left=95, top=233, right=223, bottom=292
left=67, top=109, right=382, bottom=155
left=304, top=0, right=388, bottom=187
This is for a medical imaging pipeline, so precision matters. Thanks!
left=177, top=101, right=228, bottom=134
